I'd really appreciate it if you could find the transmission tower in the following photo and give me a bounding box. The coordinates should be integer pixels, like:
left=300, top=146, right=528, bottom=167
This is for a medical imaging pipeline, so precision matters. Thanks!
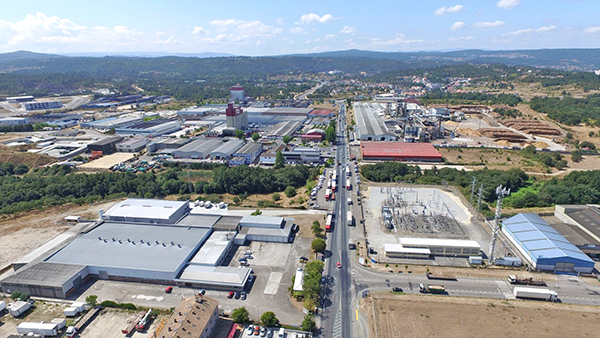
left=489, top=185, right=510, bottom=264
left=476, top=184, right=484, bottom=211
left=469, top=176, right=477, bottom=205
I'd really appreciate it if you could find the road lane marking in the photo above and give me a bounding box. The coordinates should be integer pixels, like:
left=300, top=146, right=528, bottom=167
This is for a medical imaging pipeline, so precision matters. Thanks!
left=263, top=272, right=283, bottom=295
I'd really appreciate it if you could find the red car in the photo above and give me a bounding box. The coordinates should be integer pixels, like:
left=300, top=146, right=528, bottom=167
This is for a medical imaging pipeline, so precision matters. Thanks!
left=337, top=262, right=342, bottom=268
left=165, top=286, right=173, bottom=293
left=227, top=291, right=235, bottom=299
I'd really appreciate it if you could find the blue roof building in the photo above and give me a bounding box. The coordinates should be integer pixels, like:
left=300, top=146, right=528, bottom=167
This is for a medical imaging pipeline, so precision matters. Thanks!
left=502, top=213, right=595, bottom=274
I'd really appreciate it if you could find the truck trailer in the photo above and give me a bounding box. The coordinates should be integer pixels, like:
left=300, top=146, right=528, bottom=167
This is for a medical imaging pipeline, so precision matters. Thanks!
left=508, top=275, right=547, bottom=286
left=418, top=283, right=446, bottom=294
left=346, top=211, right=353, bottom=226
left=513, top=287, right=558, bottom=302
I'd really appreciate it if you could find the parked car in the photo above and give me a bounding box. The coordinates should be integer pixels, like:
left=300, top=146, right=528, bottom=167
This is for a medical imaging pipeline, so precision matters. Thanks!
left=227, top=291, right=235, bottom=299
left=337, top=262, right=342, bottom=268
left=392, top=287, right=403, bottom=292
left=241, top=292, right=247, bottom=300
left=260, top=326, right=267, bottom=337
left=254, top=326, right=261, bottom=335
left=235, top=292, right=241, bottom=299
left=246, top=325, right=254, bottom=335
left=299, top=256, right=308, bottom=263
left=165, top=286, right=173, bottom=293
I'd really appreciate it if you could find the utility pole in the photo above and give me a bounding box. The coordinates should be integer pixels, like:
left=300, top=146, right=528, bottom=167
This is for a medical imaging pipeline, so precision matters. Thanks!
left=469, top=176, right=477, bottom=205
left=489, top=185, right=510, bottom=264
left=476, top=184, right=484, bottom=211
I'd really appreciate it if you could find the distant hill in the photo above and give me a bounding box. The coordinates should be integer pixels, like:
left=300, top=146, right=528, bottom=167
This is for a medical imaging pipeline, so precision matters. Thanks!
left=287, top=49, right=600, bottom=71
left=0, top=50, right=65, bottom=62
left=60, top=51, right=235, bottom=58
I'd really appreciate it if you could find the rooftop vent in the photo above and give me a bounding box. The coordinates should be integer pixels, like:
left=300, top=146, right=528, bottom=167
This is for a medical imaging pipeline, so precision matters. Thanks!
left=140, top=239, right=144, bottom=243
left=156, top=241, right=160, bottom=244
left=171, top=241, right=174, bottom=246
left=143, top=205, right=151, bottom=207
left=112, top=238, right=116, bottom=242
left=98, top=237, right=102, bottom=241
left=147, top=242, right=151, bottom=246
left=118, top=240, right=122, bottom=244
left=178, top=244, right=182, bottom=248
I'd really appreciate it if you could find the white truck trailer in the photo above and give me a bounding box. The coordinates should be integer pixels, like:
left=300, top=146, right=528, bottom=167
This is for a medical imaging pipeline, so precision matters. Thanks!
left=347, top=211, right=353, bottom=226
left=513, top=287, right=558, bottom=302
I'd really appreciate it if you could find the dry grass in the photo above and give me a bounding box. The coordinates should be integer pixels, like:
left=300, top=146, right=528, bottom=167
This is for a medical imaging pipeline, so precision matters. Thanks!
left=0, top=144, right=56, bottom=168
left=365, top=293, right=600, bottom=338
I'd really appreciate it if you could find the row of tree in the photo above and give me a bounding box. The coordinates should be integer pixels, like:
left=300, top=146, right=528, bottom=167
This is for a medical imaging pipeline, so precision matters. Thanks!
left=529, top=94, right=600, bottom=126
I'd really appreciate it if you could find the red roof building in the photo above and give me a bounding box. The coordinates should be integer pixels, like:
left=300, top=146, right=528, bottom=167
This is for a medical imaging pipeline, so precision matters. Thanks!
left=361, top=142, right=442, bottom=162
left=308, top=109, right=335, bottom=117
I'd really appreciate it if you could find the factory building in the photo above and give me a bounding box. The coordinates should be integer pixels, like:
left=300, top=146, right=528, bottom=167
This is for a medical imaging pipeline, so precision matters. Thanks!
left=308, top=109, right=335, bottom=118
left=301, top=129, right=325, bottom=143
left=231, top=142, right=263, bottom=165
left=22, top=100, right=63, bottom=111
left=104, top=199, right=190, bottom=224
left=394, top=237, right=481, bottom=257
left=0, top=262, right=89, bottom=298
left=225, top=103, right=248, bottom=130
left=354, top=102, right=397, bottom=141
left=116, top=138, right=149, bottom=153
left=235, top=216, right=294, bottom=243
left=146, top=138, right=191, bottom=154
left=0, top=117, right=29, bottom=126
left=87, top=137, right=124, bottom=155
left=80, top=116, right=144, bottom=130
left=6, top=96, right=34, bottom=104
left=230, top=86, right=245, bottom=102
left=263, top=121, right=303, bottom=139
left=155, top=295, right=219, bottom=338
left=282, top=147, right=321, bottom=164
left=259, top=144, right=286, bottom=165
left=502, top=213, right=595, bottom=273
left=209, top=139, right=244, bottom=160
left=555, top=205, right=600, bottom=243
left=115, top=118, right=181, bottom=136
left=172, top=138, right=226, bottom=159
left=360, top=142, right=443, bottom=162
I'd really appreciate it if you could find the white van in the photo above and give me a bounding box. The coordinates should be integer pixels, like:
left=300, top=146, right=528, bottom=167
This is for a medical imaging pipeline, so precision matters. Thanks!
left=278, top=328, right=285, bottom=337
left=347, top=197, right=352, bottom=205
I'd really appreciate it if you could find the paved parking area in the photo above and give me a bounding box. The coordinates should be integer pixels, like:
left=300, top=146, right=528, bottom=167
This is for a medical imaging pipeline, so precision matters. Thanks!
left=233, top=242, right=293, bottom=268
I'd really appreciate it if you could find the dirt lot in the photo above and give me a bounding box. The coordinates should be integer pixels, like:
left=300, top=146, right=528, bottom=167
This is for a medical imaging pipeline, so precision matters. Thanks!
left=364, top=293, right=600, bottom=338
left=78, top=152, right=135, bottom=171
left=0, top=298, right=71, bottom=337
left=0, top=144, right=56, bottom=168
left=82, top=308, right=167, bottom=338
left=0, top=200, right=121, bottom=268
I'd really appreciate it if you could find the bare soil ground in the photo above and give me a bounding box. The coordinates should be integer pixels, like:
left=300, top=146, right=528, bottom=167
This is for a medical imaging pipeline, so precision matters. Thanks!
left=364, top=292, right=600, bottom=338
left=0, top=144, right=56, bottom=168
left=465, top=82, right=600, bottom=101
left=0, top=200, right=120, bottom=268
left=82, top=308, right=167, bottom=338
left=0, top=298, right=71, bottom=337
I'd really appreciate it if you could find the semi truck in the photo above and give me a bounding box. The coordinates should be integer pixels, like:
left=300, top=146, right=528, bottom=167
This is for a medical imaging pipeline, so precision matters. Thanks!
left=347, top=211, right=353, bottom=226
left=418, top=283, right=446, bottom=294
left=513, top=287, right=558, bottom=302
left=426, top=271, right=456, bottom=281
left=508, top=275, right=547, bottom=286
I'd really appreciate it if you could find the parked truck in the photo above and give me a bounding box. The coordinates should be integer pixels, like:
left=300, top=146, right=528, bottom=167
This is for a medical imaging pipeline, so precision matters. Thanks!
left=513, top=287, right=558, bottom=302
left=418, top=283, right=446, bottom=294
left=426, top=271, right=456, bottom=281
left=508, top=275, right=547, bottom=286
left=347, top=211, right=353, bottom=226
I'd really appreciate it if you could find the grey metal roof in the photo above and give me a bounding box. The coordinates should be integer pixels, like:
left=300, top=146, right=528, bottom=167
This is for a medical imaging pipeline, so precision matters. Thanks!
left=240, top=216, right=284, bottom=227
left=240, top=219, right=293, bottom=237
left=263, top=121, right=303, bottom=138
left=234, top=142, right=262, bottom=155
left=209, top=139, right=244, bottom=157
left=503, top=213, right=594, bottom=265
left=213, top=215, right=243, bottom=228
left=176, top=214, right=221, bottom=228
left=46, top=222, right=210, bottom=273
left=173, top=138, right=223, bottom=156
left=105, top=199, right=188, bottom=221
left=353, top=102, right=391, bottom=138
left=0, top=262, right=87, bottom=288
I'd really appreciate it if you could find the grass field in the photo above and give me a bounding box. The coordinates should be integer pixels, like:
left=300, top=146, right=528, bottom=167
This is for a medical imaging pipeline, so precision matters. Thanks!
left=364, top=293, right=600, bottom=338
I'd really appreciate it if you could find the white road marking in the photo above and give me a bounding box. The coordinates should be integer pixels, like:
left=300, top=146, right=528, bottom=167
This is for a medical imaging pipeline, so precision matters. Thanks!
left=263, top=272, right=283, bottom=295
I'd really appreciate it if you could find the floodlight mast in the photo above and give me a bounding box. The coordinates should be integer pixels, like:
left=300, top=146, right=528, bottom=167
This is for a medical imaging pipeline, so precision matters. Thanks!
left=489, top=185, right=510, bottom=264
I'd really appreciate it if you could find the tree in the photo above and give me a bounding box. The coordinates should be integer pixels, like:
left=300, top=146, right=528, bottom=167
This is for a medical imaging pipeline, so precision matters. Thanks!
left=580, top=141, right=596, bottom=150
left=235, top=129, right=245, bottom=139
left=325, top=126, right=336, bottom=144
left=311, top=238, right=326, bottom=253
left=301, top=314, right=316, bottom=332
left=251, top=209, right=262, bottom=216
left=311, top=221, right=323, bottom=237
left=283, top=135, right=293, bottom=144
left=260, top=311, right=279, bottom=327
left=284, top=186, right=296, bottom=198
left=272, top=193, right=281, bottom=201
left=252, top=132, right=260, bottom=142
left=572, top=150, right=583, bottom=162
left=275, top=151, right=285, bottom=169
left=86, top=295, right=98, bottom=307
left=232, top=307, right=249, bottom=324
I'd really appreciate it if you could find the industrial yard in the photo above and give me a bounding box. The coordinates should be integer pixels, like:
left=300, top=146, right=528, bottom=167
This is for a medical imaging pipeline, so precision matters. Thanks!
left=363, top=293, right=600, bottom=338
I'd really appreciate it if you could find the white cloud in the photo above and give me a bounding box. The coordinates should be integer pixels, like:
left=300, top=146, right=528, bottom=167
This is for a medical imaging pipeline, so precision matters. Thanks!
left=277, top=18, right=283, bottom=25
left=208, top=19, right=282, bottom=38
left=208, top=19, right=243, bottom=27
left=371, top=33, right=424, bottom=45
left=473, top=20, right=505, bottom=28
left=502, top=25, right=556, bottom=36
left=192, top=26, right=209, bottom=35
left=447, top=36, right=473, bottom=41
left=434, top=5, right=465, bottom=16
left=451, top=22, right=466, bottom=31
left=584, top=26, right=600, bottom=33
left=323, top=34, right=336, bottom=40
left=497, top=0, right=520, bottom=9
left=290, top=27, right=307, bottom=34
left=339, top=25, right=357, bottom=34
left=298, top=13, right=336, bottom=25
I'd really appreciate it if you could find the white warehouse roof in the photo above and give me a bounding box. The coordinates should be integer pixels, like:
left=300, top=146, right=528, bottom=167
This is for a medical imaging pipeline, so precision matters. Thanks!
left=105, top=199, right=188, bottom=222
left=383, top=244, right=431, bottom=255
left=399, top=237, right=481, bottom=249
left=177, top=265, right=251, bottom=287
left=188, top=231, right=235, bottom=266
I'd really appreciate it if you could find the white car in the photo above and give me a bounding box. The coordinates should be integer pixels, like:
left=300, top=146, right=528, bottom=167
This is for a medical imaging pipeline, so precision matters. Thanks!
left=246, top=325, right=254, bottom=335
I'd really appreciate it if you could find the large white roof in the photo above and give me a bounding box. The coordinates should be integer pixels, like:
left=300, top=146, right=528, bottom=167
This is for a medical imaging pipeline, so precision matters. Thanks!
left=383, top=244, right=431, bottom=254
left=188, top=231, right=235, bottom=266
left=105, top=199, right=187, bottom=221
left=178, top=265, right=251, bottom=286
left=399, top=237, right=481, bottom=249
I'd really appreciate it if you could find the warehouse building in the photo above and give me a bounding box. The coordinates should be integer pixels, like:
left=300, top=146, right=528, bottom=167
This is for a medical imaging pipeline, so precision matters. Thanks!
left=209, top=139, right=244, bottom=160
left=115, top=118, right=181, bottom=136
left=172, top=138, right=223, bottom=159
left=354, top=102, right=397, bottom=141
left=259, top=144, right=286, bottom=165
left=282, top=147, right=321, bottom=164
left=383, top=244, right=432, bottom=259
left=6, top=95, right=34, bottom=103
left=23, top=100, right=63, bottom=111
left=187, top=231, right=236, bottom=266
left=231, top=142, right=263, bottom=165
left=235, top=216, right=294, bottom=243
left=104, top=199, right=190, bottom=224
left=80, top=116, right=143, bottom=130
left=396, top=237, right=481, bottom=257
left=0, top=262, right=89, bottom=298
left=263, top=121, right=303, bottom=139
left=502, top=213, right=595, bottom=273
left=87, top=137, right=124, bottom=155
left=155, top=295, right=219, bottom=338
left=116, top=138, right=149, bottom=153
left=361, top=142, right=443, bottom=162
left=0, top=117, right=29, bottom=126
left=146, top=138, right=191, bottom=154
left=555, top=205, right=600, bottom=243
left=301, top=129, right=325, bottom=143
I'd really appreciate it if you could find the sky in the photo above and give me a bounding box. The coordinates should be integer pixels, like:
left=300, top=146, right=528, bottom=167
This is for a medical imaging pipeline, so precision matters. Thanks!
left=0, top=0, right=599, bottom=56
